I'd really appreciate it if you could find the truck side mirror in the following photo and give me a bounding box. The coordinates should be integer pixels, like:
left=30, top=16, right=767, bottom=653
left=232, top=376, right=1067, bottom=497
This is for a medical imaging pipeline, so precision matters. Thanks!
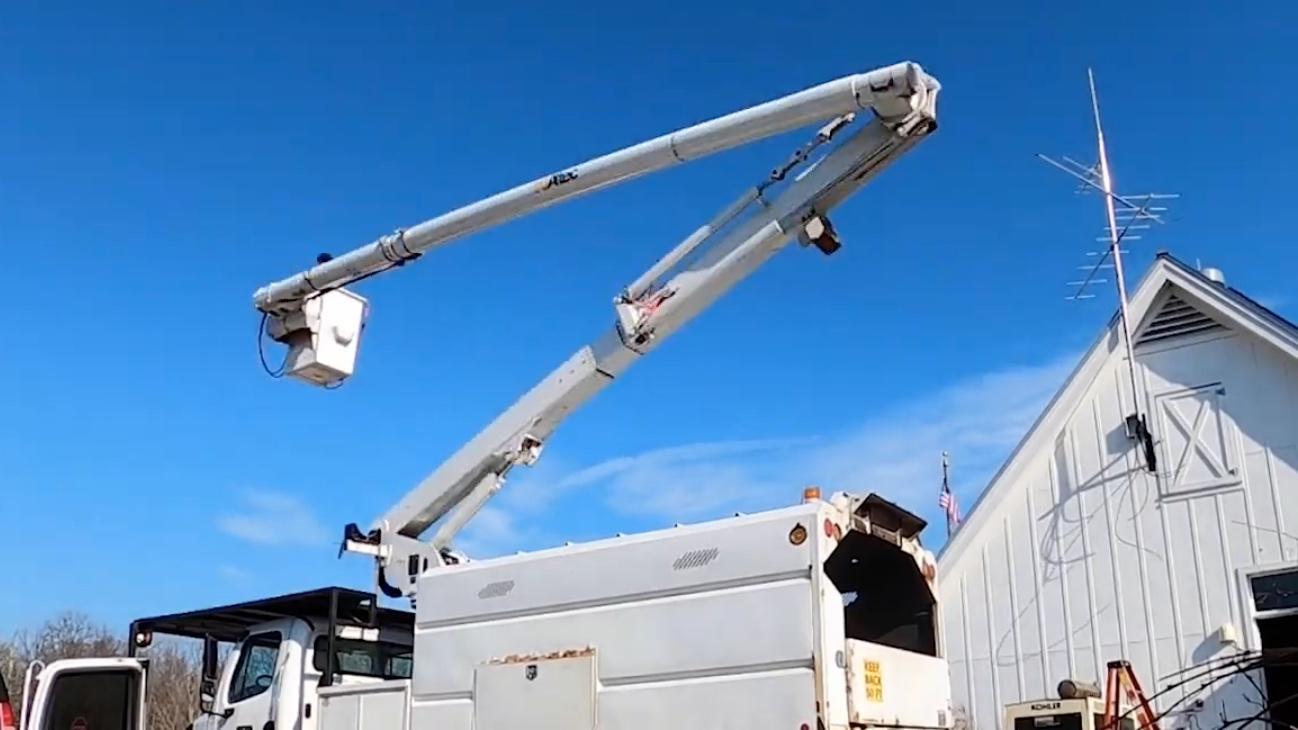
left=200, top=635, right=225, bottom=717
left=199, top=679, right=217, bottom=715
left=202, top=635, right=220, bottom=681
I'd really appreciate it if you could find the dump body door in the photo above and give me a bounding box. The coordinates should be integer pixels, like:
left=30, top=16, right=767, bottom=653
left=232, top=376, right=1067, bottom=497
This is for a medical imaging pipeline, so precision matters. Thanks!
left=24, top=658, right=147, bottom=730
left=845, top=641, right=950, bottom=729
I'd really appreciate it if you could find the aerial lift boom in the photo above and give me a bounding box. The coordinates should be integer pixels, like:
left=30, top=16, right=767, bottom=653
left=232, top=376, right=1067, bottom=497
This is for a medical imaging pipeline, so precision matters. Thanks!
left=253, top=61, right=940, bottom=598
left=253, top=62, right=935, bottom=315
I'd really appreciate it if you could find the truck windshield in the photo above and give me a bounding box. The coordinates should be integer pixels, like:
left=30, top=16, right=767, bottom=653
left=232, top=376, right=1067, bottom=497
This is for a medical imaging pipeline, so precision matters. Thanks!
left=312, top=637, right=413, bottom=680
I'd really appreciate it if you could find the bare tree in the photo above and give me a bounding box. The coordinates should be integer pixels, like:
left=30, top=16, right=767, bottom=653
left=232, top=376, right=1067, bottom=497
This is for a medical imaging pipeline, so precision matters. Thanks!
left=141, top=641, right=202, bottom=730
left=0, top=612, right=200, bottom=730
left=1086, top=649, right=1298, bottom=730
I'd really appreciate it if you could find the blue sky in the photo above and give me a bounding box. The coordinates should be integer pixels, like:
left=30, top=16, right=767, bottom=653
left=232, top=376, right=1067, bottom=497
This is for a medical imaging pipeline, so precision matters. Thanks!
left=2, top=1, right=1294, bottom=630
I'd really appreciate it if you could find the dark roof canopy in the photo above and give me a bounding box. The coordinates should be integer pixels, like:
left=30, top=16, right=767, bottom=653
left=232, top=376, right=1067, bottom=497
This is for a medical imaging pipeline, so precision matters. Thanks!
left=857, top=493, right=928, bottom=539
left=132, top=586, right=413, bottom=643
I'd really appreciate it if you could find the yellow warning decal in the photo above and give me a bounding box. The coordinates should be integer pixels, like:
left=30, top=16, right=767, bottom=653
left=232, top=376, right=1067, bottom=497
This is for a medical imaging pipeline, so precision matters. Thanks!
left=863, top=660, right=883, bottom=702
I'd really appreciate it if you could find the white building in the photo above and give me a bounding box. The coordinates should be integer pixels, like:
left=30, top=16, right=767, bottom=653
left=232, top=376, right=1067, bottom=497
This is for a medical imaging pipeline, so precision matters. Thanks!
left=938, top=253, right=1298, bottom=729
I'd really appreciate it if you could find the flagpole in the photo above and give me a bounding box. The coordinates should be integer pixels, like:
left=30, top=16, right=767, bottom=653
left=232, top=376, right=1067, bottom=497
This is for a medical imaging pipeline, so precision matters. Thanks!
left=942, top=450, right=952, bottom=538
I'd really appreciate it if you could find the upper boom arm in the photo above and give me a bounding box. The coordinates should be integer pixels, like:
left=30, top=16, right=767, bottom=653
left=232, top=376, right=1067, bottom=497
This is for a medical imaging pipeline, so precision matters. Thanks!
left=252, top=62, right=936, bottom=317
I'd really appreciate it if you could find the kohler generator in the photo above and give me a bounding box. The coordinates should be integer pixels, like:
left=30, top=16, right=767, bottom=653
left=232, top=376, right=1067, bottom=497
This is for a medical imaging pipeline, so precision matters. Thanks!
left=1003, top=682, right=1136, bottom=730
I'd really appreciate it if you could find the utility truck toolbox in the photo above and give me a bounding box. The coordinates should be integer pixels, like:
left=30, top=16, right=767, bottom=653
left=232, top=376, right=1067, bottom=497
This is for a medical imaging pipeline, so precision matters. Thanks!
left=405, top=492, right=949, bottom=730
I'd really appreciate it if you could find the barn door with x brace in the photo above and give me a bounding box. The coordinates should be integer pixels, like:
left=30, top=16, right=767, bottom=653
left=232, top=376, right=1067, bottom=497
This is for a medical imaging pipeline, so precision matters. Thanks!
left=1153, top=382, right=1240, bottom=495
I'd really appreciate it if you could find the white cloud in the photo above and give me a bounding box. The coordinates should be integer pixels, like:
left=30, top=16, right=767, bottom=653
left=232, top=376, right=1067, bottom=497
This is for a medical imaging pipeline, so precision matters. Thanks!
left=454, top=505, right=527, bottom=558
left=218, top=565, right=251, bottom=583
left=555, top=438, right=814, bottom=517
left=456, top=353, right=1077, bottom=557
left=456, top=439, right=810, bottom=555
left=216, top=490, right=331, bottom=547
left=805, top=357, right=1075, bottom=509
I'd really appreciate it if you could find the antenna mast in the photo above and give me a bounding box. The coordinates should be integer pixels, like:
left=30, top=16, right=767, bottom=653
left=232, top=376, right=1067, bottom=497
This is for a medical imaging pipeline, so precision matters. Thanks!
left=1037, top=69, right=1177, bottom=473
left=1087, top=69, right=1142, bottom=418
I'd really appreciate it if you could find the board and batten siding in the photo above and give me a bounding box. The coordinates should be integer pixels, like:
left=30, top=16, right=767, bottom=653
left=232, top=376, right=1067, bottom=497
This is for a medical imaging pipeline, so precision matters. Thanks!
left=938, top=320, right=1298, bottom=730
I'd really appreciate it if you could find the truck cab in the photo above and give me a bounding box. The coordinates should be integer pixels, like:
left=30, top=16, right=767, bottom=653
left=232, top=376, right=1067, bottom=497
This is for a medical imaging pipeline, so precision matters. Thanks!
left=20, top=588, right=413, bottom=730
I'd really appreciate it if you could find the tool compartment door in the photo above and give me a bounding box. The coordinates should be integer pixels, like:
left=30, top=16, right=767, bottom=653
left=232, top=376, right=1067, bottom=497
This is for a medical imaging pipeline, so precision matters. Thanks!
left=474, top=652, right=596, bottom=730
left=318, top=680, right=411, bottom=730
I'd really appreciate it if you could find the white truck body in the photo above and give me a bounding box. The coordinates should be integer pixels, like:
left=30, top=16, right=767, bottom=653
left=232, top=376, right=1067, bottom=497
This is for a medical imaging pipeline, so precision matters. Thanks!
left=327, top=494, right=949, bottom=730
left=22, top=494, right=949, bottom=730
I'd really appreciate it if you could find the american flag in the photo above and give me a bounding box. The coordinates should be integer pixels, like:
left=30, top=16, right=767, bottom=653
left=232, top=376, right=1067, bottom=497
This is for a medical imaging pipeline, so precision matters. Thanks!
left=939, top=451, right=960, bottom=536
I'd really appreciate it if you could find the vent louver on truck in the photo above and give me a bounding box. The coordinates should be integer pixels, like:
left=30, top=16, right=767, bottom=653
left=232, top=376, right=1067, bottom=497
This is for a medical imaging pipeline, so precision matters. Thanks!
left=1136, top=293, right=1223, bottom=346
left=672, top=547, right=720, bottom=570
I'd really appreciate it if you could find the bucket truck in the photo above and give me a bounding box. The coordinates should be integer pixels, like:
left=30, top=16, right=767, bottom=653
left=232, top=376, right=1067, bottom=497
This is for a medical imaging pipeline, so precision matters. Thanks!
left=25, top=60, right=951, bottom=730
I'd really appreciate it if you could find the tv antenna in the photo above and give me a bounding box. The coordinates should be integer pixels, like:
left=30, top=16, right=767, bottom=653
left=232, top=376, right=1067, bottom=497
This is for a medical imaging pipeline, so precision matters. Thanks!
left=1036, top=69, right=1173, bottom=473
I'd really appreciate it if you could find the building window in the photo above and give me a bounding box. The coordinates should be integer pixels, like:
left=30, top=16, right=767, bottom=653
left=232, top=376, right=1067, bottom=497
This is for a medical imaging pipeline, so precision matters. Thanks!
left=1252, top=572, right=1298, bottom=612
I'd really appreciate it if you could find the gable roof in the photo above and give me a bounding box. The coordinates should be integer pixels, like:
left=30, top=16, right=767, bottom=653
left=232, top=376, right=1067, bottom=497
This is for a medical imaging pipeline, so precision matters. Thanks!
left=938, top=252, right=1298, bottom=566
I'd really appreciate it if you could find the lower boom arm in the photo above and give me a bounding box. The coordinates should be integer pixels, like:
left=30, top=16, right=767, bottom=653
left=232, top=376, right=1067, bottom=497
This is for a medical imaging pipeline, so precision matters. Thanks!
left=347, top=100, right=937, bottom=598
